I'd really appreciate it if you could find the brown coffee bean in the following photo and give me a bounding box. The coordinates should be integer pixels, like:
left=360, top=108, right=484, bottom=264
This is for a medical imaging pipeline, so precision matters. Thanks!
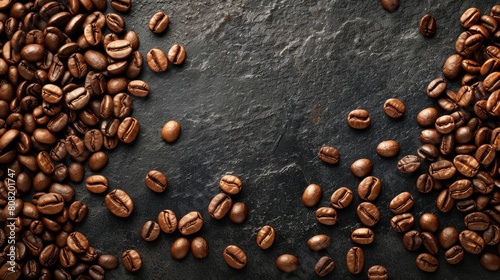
left=149, top=12, right=169, bottom=34
left=178, top=211, right=203, bottom=235
left=464, top=212, right=490, bottom=231
left=347, top=109, right=371, bottom=129
left=350, top=158, right=372, bottom=178
left=121, top=249, right=142, bottom=272
left=191, top=236, right=209, bottom=259
left=397, top=155, right=421, bottom=174
left=461, top=7, right=481, bottom=28
left=158, top=209, right=177, bottom=234
left=318, top=145, right=340, bottom=164
left=219, top=174, right=242, bottom=195
left=367, top=265, right=388, bottom=280
left=141, top=221, right=160, bottom=241
left=229, top=202, right=248, bottom=224
left=429, top=160, right=456, bottom=180
left=106, top=40, right=132, bottom=60
left=436, top=189, right=455, bottom=213
left=357, top=176, right=382, bottom=201
left=459, top=229, right=485, bottom=254
left=67, top=232, right=89, bottom=253
left=403, top=230, right=422, bottom=251
left=315, top=207, right=337, bottom=226
left=376, top=140, right=400, bottom=158
left=106, top=13, right=125, bottom=33
left=439, top=226, right=459, bottom=249
left=302, top=183, right=322, bottom=207
left=104, top=189, right=134, bottom=218
left=383, top=98, right=405, bottom=118
left=435, top=115, right=455, bottom=134
left=314, top=256, right=335, bottom=277
left=420, top=14, right=437, bottom=37
left=416, top=253, right=438, bottom=272
left=454, top=154, right=480, bottom=177
left=421, top=231, right=439, bottom=254
left=445, top=245, right=465, bottom=264
left=330, top=187, right=353, bottom=209
left=417, top=108, right=440, bottom=128
left=346, top=247, right=364, bottom=274
left=276, top=254, right=299, bottom=273
left=351, top=228, right=375, bottom=245
left=443, top=54, right=463, bottom=80
left=85, top=175, right=108, bottom=194
left=419, top=213, right=440, bottom=233
left=357, top=202, right=380, bottom=227
left=110, top=0, right=131, bottom=13
left=449, top=179, right=473, bottom=200
left=117, top=117, right=140, bottom=143
left=256, top=225, right=276, bottom=249
left=36, top=193, right=64, bottom=215
left=128, top=80, right=150, bottom=97
left=147, top=48, right=168, bottom=72
left=416, top=174, right=434, bottom=193
left=170, top=237, right=190, bottom=260
left=68, top=201, right=87, bottom=223
left=389, top=192, right=414, bottom=214
left=223, top=245, right=247, bottom=269
left=390, top=213, right=415, bottom=233
left=208, top=193, right=232, bottom=220
left=307, top=234, right=331, bottom=251
left=168, top=44, right=186, bottom=65
left=160, top=120, right=181, bottom=143
left=98, top=254, right=119, bottom=270
left=88, top=151, right=107, bottom=172
left=145, top=170, right=168, bottom=193
left=483, top=225, right=500, bottom=245
left=480, top=253, right=500, bottom=271
left=380, top=0, right=399, bottom=13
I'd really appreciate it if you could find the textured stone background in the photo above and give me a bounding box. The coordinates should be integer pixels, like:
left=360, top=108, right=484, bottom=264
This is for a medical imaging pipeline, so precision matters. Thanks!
left=75, top=0, right=499, bottom=279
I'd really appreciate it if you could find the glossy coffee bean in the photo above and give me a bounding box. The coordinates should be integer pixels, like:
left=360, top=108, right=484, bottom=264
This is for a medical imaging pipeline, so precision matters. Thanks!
left=464, top=212, right=490, bottom=231
left=330, top=187, right=353, bottom=209
left=149, top=12, right=169, bottom=34
left=427, top=78, right=447, bottom=98
left=445, top=245, right=465, bottom=264
left=315, top=207, right=337, bottom=226
left=276, top=254, right=299, bottom=273
left=314, top=256, right=334, bottom=277
left=318, top=145, right=340, bottom=164
left=85, top=175, right=108, bottom=194
left=416, top=253, right=438, bottom=272
left=106, top=40, right=132, bottom=60
left=117, top=117, right=140, bottom=143
left=350, top=158, right=372, bottom=178
left=302, top=184, right=322, bottom=207
left=229, top=202, right=248, bottom=224
left=168, top=44, right=186, bottom=65
left=419, top=213, right=439, bottom=233
left=128, top=80, right=149, bottom=97
left=421, top=232, right=439, bottom=254
left=346, top=247, right=364, bottom=274
left=459, top=230, right=485, bottom=254
left=191, top=236, right=209, bottom=259
left=357, top=176, right=381, bottom=201
left=145, top=170, right=168, bottom=193
left=158, top=209, right=177, bottom=234
left=347, top=109, right=371, bottom=129
left=383, top=98, right=405, bottom=118
left=439, top=226, right=459, bottom=249
left=122, top=249, right=142, bottom=272
left=397, top=155, right=421, bottom=174
left=67, top=231, right=89, bottom=253
left=223, top=245, right=247, bottom=269
left=104, top=189, right=134, bottom=218
left=141, top=221, right=160, bottom=241
left=443, top=54, right=463, bottom=80
left=480, top=253, right=500, bottom=271
left=219, top=174, right=242, bottom=195
left=376, top=140, right=400, bottom=158
left=256, top=225, right=275, bottom=249
left=357, top=202, right=380, bottom=227
left=367, top=265, right=388, bottom=280
left=146, top=48, right=168, bottom=72
left=420, top=14, right=437, bottom=37
left=307, top=234, right=331, bottom=251
left=403, top=230, right=422, bottom=251
left=390, top=213, right=414, bottom=233
left=171, top=237, right=190, bottom=260
left=351, top=228, right=375, bottom=245
left=389, top=192, right=414, bottom=214
left=178, top=211, right=203, bottom=235
left=208, top=193, right=232, bottom=220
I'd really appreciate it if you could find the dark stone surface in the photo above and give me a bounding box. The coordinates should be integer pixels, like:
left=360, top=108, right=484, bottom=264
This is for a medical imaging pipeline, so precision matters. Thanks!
left=73, top=0, right=499, bottom=279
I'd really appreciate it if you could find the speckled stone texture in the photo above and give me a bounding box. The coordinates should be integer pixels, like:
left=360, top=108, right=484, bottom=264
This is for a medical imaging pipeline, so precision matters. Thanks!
left=75, top=0, right=498, bottom=279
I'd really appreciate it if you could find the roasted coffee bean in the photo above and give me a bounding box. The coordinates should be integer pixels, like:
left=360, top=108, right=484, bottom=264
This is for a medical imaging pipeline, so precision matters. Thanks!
left=149, top=12, right=169, bottom=34
left=443, top=54, right=463, bottom=80
left=351, top=158, right=372, bottom=178
left=36, top=193, right=64, bottom=215
left=37, top=151, right=55, bottom=174
left=461, top=7, right=481, bottom=28
left=439, top=227, right=459, bottom=249
left=88, top=151, right=108, bottom=172
left=427, top=78, right=447, bottom=98
left=464, top=212, right=490, bottom=231
left=383, top=98, right=405, bottom=118
left=435, top=115, right=455, bottom=134
left=357, top=202, right=380, bottom=227
left=457, top=199, right=477, bottom=213
left=416, top=253, right=438, bottom=272
left=127, top=51, right=143, bottom=79
left=219, top=174, right=242, bottom=195
left=124, top=31, right=140, bottom=50
left=397, top=155, right=421, bottom=174
left=67, top=232, right=89, bottom=253
left=122, top=249, right=142, bottom=272
left=276, top=254, right=299, bottom=273
left=104, top=189, right=134, bottom=218
left=113, top=92, right=133, bottom=118
left=161, top=120, right=181, bottom=143
left=105, top=40, right=132, bottom=60
left=346, top=247, right=364, bottom=274
left=436, top=189, right=455, bottom=213
left=106, top=13, right=125, bottom=33
left=191, top=236, right=209, bottom=259
left=318, top=145, right=340, bottom=164
left=98, top=254, right=119, bottom=270
left=158, top=209, right=177, bottom=234
left=85, top=175, right=108, bottom=194
left=223, top=245, right=247, bottom=269
left=83, top=129, right=103, bottom=153
left=420, top=14, right=437, bottom=37
left=454, top=126, right=473, bottom=144
left=117, top=117, right=140, bottom=143
left=168, top=44, right=186, bottom=65
left=208, top=193, right=232, bottom=220
left=110, top=0, right=131, bottom=13
left=128, top=80, right=149, bottom=97
left=480, top=253, right=500, bottom=271
left=449, top=179, right=473, bottom=200
left=475, top=144, right=496, bottom=166
left=484, top=225, right=500, bottom=245
left=59, top=246, right=77, bottom=268
left=68, top=201, right=87, bottom=223
left=67, top=53, right=87, bottom=78
left=351, top=228, right=375, bottom=245
left=416, top=174, right=434, bottom=193
left=390, top=213, right=414, bottom=233
left=145, top=170, right=168, bottom=193
left=357, top=176, right=381, bottom=201
left=141, top=221, right=160, bottom=241
left=347, top=109, right=371, bottom=129
left=39, top=244, right=59, bottom=267
left=459, top=229, right=485, bottom=254
left=315, top=256, right=334, bottom=277
left=315, top=207, right=337, bottom=226
left=68, top=162, right=84, bottom=183
left=107, top=60, right=128, bottom=75
left=419, top=213, right=440, bottom=233
left=146, top=48, right=168, bottom=72
left=376, top=140, right=400, bottom=158
left=330, top=187, right=353, bottom=209
left=308, top=234, right=331, bottom=251
left=256, top=225, right=276, bottom=249
left=302, top=183, right=322, bottom=207
left=454, top=154, right=479, bottom=177
left=390, top=192, right=414, bottom=214
left=403, top=230, right=422, bottom=251
left=417, top=108, right=440, bottom=129
left=178, top=211, right=203, bottom=235
left=170, top=237, right=190, bottom=260
left=65, top=87, right=90, bottom=111
left=229, top=202, right=248, bottom=224
left=367, top=265, right=388, bottom=280
left=429, top=160, right=456, bottom=180
left=421, top=232, right=439, bottom=254
left=462, top=59, right=482, bottom=74
left=445, top=245, right=465, bottom=264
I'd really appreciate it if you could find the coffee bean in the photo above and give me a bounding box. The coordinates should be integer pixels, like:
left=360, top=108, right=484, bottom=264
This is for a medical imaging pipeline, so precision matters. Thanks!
left=307, top=234, right=331, bottom=251
left=121, top=249, right=142, bottom=272
left=380, top=0, right=399, bottom=13
left=315, top=207, right=337, bottom=226
left=140, top=221, right=160, bottom=242
left=124, top=31, right=140, bottom=50
left=68, top=162, right=85, bottom=183
left=145, top=170, right=168, bottom=193
left=461, top=7, right=481, bottom=28
left=161, top=120, right=181, bottom=143
left=403, top=230, right=422, bottom=251
left=84, top=129, right=103, bottom=153
left=314, top=256, right=334, bottom=277
left=302, top=184, right=322, bottom=207
left=351, top=228, right=375, bottom=245
left=357, top=202, right=380, bottom=227
left=318, top=145, right=340, bottom=164
left=330, top=187, right=353, bottom=209
left=178, top=211, right=203, bottom=235
left=350, top=158, right=372, bottom=178
left=419, top=213, right=440, bottom=233
left=367, top=265, right=388, bottom=280
left=171, top=237, right=190, bottom=260
left=459, top=229, right=485, bottom=254
left=347, top=109, right=371, bottom=129
left=147, top=48, right=168, bottom=72
left=436, top=189, right=455, bottom=213
left=435, top=115, right=455, bottom=134
left=158, top=209, right=177, bottom=234
left=106, top=13, right=125, bottom=34
left=443, top=54, right=463, bottom=80
left=256, top=225, right=275, bottom=249
left=208, top=193, right=232, bottom=220
left=454, top=154, right=480, bottom=177
left=483, top=225, right=500, bottom=245
left=110, top=0, right=131, bottom=13
left=445, top=245, right=465, bottom=264
left=397, top=155, right=421, bottom=174
left=128, top=80, right=150, bottom=97
left=420, top=14, right=437, bottom=37
left=390, top=213, right=414, bottom=233
left=383, top=98, right=405, bottom=118
left=117, top=117, right=140, bottom=143
left=104, top=189, right=134, bottom=218
left=149, top=12, right=169, bottom=34
left=475, top=144, right=495, bottom=166
left=480, top=253, right=500, bottom=271
left=85, top=175, right=108, bottom=194
left=439, top=226, right=459, bottom=249
left=346, top=246, right=364, bottom=274
left=191, top=236, right=209, bottom=259
left=88, top=151, right=108, bottom=172
left=36, top=193, right=64, bottom=215
left=276, top=254, right=299, bottom=273
left=229, top=202, right=248, bottom=224
left=67, top=231, right=89, bottom=253
left=390, top=192, right=414, bottom=214
left=69, top=201, right=88, bottom=223
left=429, top=160, right=456, bottom=180
left=39, top=244, right=60, bottom=267
left=219, top=174, right=242, bottom=195
left=168, top=44, right=186, bottom=65
left=416, top=253, right=438, bottom=272
left=106, top=40, right=132, bottom=60
left=376, top=140, right=400, bottom=158
left=223, top=245, right=247, bottom=269
left=427, top=78, right=447, bottom=98
left=416, top=174, right=434, bottom=193
left=449, top=179, right=473, bottom=200
left=421, top=231, right=439, bottom=254
left=464, top=212, right=490, bottom=231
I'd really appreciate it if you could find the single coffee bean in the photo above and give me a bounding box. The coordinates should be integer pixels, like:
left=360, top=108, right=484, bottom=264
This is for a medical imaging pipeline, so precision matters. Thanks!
left=318, top=145, right=340, bottom=164
left=256, top=225, right=276, bottom=249
left=454, top=126, right=473, bottom=144
left=36, top=193, right=64, bottom=215
left=128, top=80, right=149, bottom=97
left=357, top=176, right=381, bottom=201
left=449, top=179, right=473, bottom=200
left=178, top=211, right=203, bottom=235
left=416, top=253, right=438, bottom=272
left=330, top=187, right=353, bottom=209
left=383, top=98, right=405, bottom=118
left=380, top=0, right=399, bottom=13
left=397, top=155, right=421, bottom=174
left=39, top=244, right=60, bottom=267
left=41, top=84, right=63, bottom=104
left=149, top=12, right=169, bottom=34
left=346, top=246, right=364, bottom=274
left=98, top=254, right=119, bottom=270
left=276, top=254, right=299, bottom=273
left=454, top=154, right=480, bottom=177
left=403, top=230, right=422, bottom=251
left=351, top=228, right=375, bottom=245
left=158, top=209, right=177, bottom=234
left=347, top=109, right=371, bottom=129
left=445, top=245, right=465, bottom=264
left=480, top=253, right=500, bottom=271
left=421, top=232, right=439, bottom=254
left=168, top=44, right=186, bottom=65
left=229, top=202, right=248, bottom=224
left=464, top=212, right=490, bottom=231
left=350, top=158, right=372, bottom=178
left=147, top=48, right=168, bottom=72
left=429, top=160, right=456, bottom=180
left=68, top=162, right=85, bottom=183
left=461, top=7, right=481, bottom=28
left=83, top=129, right=103, bottom=153
left=191, top=236, right=209, bottom=259
left=459, top=229, right=485, bottom=254
left=223, top=245, right=247, bottom=269
left=439, top=227, right=459, bottom=249
left=208, top=193, right=232, bottom=220
left=419, top=213, right=440, bottom=233
left=104, top=189, right=134, bottom=218
left=161, top=120, right=181, bottom=143
left=67, top=231, right=89, bottom=253
left=483, top=225, right=500, bottom=245
left=307, top=234, right=331, bottom=251
left=416, top=174, right=434, bottom=193
left=475, top=144, right=495, bottom=166
left=417, top=107, right=440, bottom=127
left=59, top=246, right=77, bottom=268
left=145, top=170, right=168, bottom=193
left=376, top=140, right=400, bottom=158
left=357, top=202, right=380, bottom=227
left=390, top=213, right=414, bottom=233
left=389, top=192, right=414, bottom=214
left=435, top=115, right=455, bottom=134
left=315, top=207, right=337, bottom=226
left=110, top=0, right=131, bottom=12
left=106, top=40, right=132, bottom=60
left=302, top=184, right=322, bottom=207
left=117, top=117, right=140, bottom=143
left=443, top=54, right=463, bottom=80
left=88, top=151, right=108, bottom=172
left=141, top=221, right=160, bottom=241
left=85, top=175, right=108, bottom=194
left=314, top=256, right=334, bottom=277
left=436, top=189, right=455, bottom=213
left=105, top=13, right=125, bottom=33
left=367, top=265, right=388, bottom=280
left=171, top=237, right=190, bottom=260
left=427, top=78, right=447, bottom=98
left=124, top=31, right=140, bottom=50
left=219, top=174, right=242, bottom=195
left=420, top=14, right=437, bottom=37
left=121, top=249, right=142, bottom=272
left=68, top=201, right=87, bottom=223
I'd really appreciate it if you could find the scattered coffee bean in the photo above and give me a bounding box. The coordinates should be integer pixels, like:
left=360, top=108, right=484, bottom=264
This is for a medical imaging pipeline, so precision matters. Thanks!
left=397, top=155, right=421, bottom=175
left=86, top=175, right=108, bottom=194
left=314, top=256, right=335, bottom=277
left=171, top=237, right=191, bottom=260
left=347, top=109, right=371, bottom=129
left=307, top=234, right=331, bottom=251
left=383, top=98, right=405, bottom=118
left=376, top=140, right=400, bottom=158
left=420, top=14, right=437, bottom=37
left=389, top=192, right=414, bottom=214
left=351, top=228, right=375, bottom=245
left=229, top=202, right=248, bottom=224
left=346, top=246, right=364, bottom=274
left=403, top=230, right=422, bottom=251
left=302, top=183, right=323, bottom=207
left=445, top=245, right=465, bottom=264
left=439, top=226, right=459, bottom=249
left=147, top=48, right=168, bottom=72
left=178, top=211, right=203, bottom=235
left=168, top=44, right=186, bottom=65
left=161, top=120, right=181, bottom=143
left=149, top=12, right=169, bottom=34
left=459, top=229, right=485, bottom=254
left=357, top=176, right=382, bottom=201
left=330, top=187, right=353, bottom=209
left=380, top=0, right=399, bottom=13
left=145, top=170, right=168, bottom=193
left=191, top=236, right=209, bottom=259
left=318, top=145, right=340, bottom=164
left=158, top=209, right=178, bottom=234
left=350, top=158, right=373, bottom=178
left=416, top=253, right=438, bottom=272
left=219, top=174, right=242, bottom=195
left=357, top=202, right=380, bottom=227
left=367, top=265, right=388, bottom=280
left=104, top=189, right=134, bottom=218
left=391, top=213, right=415, bottom=233
left=208, top=193, right=232, bottom=220
left=276, top=254, right=299, bottom=273
left=141, top=221, right=160, bottom=242
left=315, top=207, right=338, bottom=226
left=479, top=253, right=500, bottom=271
left=121, top=249, right=142, bottom=272
left=223, top=245, right=247, bottom=269
left=256, top=225, right=276, bottom=249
